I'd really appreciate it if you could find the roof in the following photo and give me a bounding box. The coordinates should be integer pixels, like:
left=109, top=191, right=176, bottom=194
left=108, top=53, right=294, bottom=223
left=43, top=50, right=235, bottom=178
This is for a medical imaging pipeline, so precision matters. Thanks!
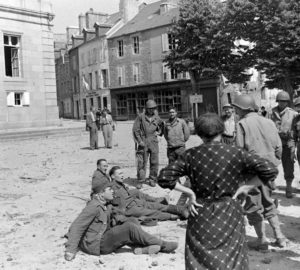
left=109, top=1, right=179, bottom=38
left=106, top=11, right=121, bottom=25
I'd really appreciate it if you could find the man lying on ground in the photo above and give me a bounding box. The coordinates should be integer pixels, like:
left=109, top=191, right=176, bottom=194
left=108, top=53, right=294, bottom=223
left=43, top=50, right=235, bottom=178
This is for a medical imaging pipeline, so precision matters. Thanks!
left=64, top=181, right=178, bottom=261
left=108, top=166, right=189, bottom=222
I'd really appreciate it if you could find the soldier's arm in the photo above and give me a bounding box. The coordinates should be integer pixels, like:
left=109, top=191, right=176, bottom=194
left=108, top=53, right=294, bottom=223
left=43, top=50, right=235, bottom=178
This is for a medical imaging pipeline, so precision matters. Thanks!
left=132, top=116, right=143, bottom=144
left=182, top=120, right=190, bottom=141
left=235, top=122, right=245, bottom=149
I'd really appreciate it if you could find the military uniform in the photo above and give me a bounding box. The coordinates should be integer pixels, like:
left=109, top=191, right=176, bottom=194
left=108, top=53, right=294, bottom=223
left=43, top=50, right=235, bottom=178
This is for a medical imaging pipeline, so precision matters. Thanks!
left=132, top=113, right=164, bottom=181
left=91, top=169, right=111, bottom=196
left=100, top=113, right=114, bottom=148
left=271, top=106, right=297, bottom=185
left=65, top=198, right=163, bottom=256
left=164, top=118, right=190, bottom=164
left=86, top=111, right=98, bottom=149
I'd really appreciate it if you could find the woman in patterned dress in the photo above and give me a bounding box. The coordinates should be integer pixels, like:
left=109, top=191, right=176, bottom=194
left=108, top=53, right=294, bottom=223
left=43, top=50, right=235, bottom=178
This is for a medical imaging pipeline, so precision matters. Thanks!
left=157, top=113, right=278, bottom=270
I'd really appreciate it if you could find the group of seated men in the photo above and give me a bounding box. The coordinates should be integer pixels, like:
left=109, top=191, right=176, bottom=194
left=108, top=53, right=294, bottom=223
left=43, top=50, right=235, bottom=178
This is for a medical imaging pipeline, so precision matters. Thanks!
left=64, top=159, right=189, bottom=261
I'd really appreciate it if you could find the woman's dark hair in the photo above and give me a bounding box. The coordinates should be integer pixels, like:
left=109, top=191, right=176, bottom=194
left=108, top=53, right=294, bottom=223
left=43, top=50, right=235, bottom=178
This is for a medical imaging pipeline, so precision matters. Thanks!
left=109, top=166, right=121, bottom=177
left=195, top=113, right=224, bottom=139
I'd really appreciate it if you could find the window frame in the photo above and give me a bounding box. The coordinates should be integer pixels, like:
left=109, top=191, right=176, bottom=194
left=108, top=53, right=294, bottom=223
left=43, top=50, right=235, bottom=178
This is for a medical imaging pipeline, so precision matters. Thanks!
left=133, top=36, right=140, bottom=54
left=118, top=40, right=124, bottom=57
left=4, top=34, right=21, bottom=77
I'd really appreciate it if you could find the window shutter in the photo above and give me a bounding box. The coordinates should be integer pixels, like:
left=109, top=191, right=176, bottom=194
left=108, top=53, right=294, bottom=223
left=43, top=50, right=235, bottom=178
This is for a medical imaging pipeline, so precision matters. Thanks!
left=23, top=92, right=30, bottom=106
left=162, top=33, right=168, bottom=52
left=7, top=92, right=14, bottom=106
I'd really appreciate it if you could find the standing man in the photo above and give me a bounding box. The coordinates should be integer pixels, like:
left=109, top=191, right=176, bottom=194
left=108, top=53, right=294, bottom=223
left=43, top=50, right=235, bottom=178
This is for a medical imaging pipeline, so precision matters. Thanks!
left=233, top=94, right=286, bottom=250
left=86, top=106, right=98, bottom=150
left=164, top=106, right=190, bottom=164
left=132, top=100, right=164, bottom=189
left=292, top=97, right=300, bottom=175
left=221, top=103, right=237, bottom=145
left=100, top=109, right=114, bottom=149
left=271, top=91, right=297, bottom=198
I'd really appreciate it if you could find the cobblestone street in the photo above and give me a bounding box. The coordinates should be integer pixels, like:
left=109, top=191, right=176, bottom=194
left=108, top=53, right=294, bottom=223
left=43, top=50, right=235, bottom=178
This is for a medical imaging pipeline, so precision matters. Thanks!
left=1, top=122, right=300, bottom=270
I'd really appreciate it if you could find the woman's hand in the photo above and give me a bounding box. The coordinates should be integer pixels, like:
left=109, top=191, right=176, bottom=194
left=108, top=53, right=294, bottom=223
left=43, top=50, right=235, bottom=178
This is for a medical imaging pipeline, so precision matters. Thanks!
left=187, top=194, right=202, bottom=217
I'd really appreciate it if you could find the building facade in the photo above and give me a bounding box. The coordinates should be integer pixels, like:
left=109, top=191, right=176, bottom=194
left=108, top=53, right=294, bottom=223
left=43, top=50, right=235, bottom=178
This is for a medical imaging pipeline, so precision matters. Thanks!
left=0, top=0, right=59, bottom=129
left=108, top=0, right=220, bottom=120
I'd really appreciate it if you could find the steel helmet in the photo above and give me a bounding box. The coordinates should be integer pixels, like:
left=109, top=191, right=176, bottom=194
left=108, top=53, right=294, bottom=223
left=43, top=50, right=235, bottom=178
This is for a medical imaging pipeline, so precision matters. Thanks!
left=232, top=95, right=257, bottom=111
left=276, top=91, right=290, bottom=102
left=223, top=103, right=233, bottom=109
left=146, top=100, right=157, bottom=109
left=294, top=97, right=300, bottom=106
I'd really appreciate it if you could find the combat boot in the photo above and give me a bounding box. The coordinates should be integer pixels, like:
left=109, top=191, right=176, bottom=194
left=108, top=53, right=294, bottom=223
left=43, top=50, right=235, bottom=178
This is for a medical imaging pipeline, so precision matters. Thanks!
left=160, top=241, right=178, bottom=253
left=247, top=221, right=268, bottom=251
left=166, top=205, right=189, bottom=220
left=268, top=215, right=287, bottom=248
left=286, top=180, right=294, bottom=198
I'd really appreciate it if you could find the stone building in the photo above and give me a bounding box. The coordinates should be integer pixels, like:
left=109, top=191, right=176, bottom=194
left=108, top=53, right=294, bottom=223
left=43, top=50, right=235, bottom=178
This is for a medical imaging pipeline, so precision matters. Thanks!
left=0, top=0, right=59, bottom=129
left=108, top=0, right=220, bottom=120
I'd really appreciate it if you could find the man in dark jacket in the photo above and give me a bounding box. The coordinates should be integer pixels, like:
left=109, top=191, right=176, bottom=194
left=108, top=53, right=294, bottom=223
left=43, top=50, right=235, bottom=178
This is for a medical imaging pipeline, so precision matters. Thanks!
left=109, top=166, right=189, bottom=221
left=64, top=181, right=178, bottom=261
left=132, top=100, right=164, bottom=188
left=86, top=106, right=98, bottom=150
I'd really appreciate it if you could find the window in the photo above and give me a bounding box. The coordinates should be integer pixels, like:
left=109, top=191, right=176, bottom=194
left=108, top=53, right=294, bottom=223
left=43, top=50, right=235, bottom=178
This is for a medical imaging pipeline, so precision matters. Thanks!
left=117, top=66, right=125, bottom=86
left=118, top=40, right=124, bottom=57
left=97, top=96, right=101, bottom=109
left=4, top=34, right=20, bottom=77
left=101, top=69, right=108, bottom=88
left=170, top=68, right=178, bottom=80
left=154, top=89, right=181, bottom=113
left=7, top=91, right=30, bottom=107
left=133, top=36, right=139, bottom=54
left=162, top=33, right=176, bottom=52
left=163, top=65, right=178, bottom=81
left=83, top=99, right=87, bottom=114
left=133, top=63, right=140, bottom=83
left=95, top=71, right=99, bottom=89
left=90, top=98, right=94, bottom=107
left=116, top=94, right=127, bottom=115
left=89, top=73, right=93, bottom=89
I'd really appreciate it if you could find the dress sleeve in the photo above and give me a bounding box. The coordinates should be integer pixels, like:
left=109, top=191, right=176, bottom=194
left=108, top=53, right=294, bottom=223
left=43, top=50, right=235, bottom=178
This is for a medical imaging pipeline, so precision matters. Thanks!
left=158, top=152, right=188, bottom=190
left=241, top=149, right=278, bottom=185
left=65, top=203, right=98, bottom=254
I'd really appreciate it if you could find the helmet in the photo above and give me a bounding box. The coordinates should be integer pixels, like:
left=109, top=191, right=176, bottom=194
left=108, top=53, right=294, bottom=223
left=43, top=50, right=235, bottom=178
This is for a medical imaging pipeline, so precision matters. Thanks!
left=294, top=97, right=300, bottom=106
left=232, top=95, right=257, bottom=111
left=276, top=91, right=290, bottom=102
left=146, top=100, right=157, bottom=109
left=223, top=103, right=233, bottom=109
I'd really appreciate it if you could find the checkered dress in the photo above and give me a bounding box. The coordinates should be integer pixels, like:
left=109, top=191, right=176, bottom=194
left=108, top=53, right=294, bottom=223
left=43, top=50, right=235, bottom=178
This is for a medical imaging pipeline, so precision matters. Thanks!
left=158, top=141, right=278, bottom=270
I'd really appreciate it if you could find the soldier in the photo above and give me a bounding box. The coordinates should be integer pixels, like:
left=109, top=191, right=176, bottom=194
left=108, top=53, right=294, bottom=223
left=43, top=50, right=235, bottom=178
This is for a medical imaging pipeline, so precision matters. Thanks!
left=233, top=94, right=286, bottom=250
left=164, top=106, right=190, bottom=164
left=109, top=166, right=189, bottom=221
left=132, top=100, right=164, bottom=189
left=99, top=109, right=114, bottom=149
left=86, top=106, right=98, bottom=150
left=64, top=181, right=178, bottom=261
left=221, top=103, right=238, bottom=145
left=292, top=97, right=300, bottom=175
left=271, top=91, right=298, bottom=198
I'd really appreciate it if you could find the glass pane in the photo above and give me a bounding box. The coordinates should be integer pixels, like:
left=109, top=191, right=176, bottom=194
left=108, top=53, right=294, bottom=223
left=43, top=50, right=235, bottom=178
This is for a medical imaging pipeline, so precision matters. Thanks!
left=4, top=35, right=9, bottom=45
left=11, top=36, right=18, bottom=46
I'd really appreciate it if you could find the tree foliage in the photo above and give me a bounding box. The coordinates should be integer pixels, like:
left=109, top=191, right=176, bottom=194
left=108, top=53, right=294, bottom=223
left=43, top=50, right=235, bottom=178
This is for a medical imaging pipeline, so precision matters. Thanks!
left=165, top=0, right=300, bottom=94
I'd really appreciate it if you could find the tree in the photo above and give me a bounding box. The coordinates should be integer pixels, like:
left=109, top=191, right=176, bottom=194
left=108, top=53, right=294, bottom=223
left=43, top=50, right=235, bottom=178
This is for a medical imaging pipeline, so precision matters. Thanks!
left=225, top=0, right=300, bottom=95
left=164, top=0, right=255, bottom=92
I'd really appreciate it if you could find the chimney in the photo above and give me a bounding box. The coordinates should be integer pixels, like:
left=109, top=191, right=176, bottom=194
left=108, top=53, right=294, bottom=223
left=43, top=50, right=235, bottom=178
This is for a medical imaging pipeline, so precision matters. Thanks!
left=119, top=0, right=141, bottom=23
left=78, top=13, right=86, bottom=34
left=85, top=9, right=109, bottom=29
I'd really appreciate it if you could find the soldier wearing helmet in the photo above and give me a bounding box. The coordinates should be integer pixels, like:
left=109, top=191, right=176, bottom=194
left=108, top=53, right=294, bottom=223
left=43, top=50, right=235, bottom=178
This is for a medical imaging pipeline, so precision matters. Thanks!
left=271, top=91, right=298, bottom=198
left=291, top=97, right=300, bottom=180
left=132, top=99, right=164, bottom=189
left=233, top=94, right=286, bottom=250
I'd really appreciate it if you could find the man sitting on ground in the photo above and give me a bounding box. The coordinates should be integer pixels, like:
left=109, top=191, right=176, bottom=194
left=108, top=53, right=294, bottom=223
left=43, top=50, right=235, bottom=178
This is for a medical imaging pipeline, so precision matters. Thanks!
left=108, top=166, right=189, bottom=222
left=64, top=181, right=178, bottom=261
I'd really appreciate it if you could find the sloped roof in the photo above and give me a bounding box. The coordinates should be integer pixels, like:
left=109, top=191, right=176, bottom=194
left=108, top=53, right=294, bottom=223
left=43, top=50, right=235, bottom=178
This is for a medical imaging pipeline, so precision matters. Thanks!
left=109, top=1, right=179, bottom=38
left=106, top=11, right=121, bottom=25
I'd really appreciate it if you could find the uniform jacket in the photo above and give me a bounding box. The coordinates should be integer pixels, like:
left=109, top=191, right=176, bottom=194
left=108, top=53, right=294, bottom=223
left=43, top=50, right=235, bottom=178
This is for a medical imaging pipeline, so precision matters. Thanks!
left=91, top=170, right=111, bottom=194
left=271, top=106, right=297, bottom=146
left=100, top=114, right=113, bottom=127
left=65, top=199, right=111, bottom=256
left=236, top=112, right=282, bottom=166
left=132, top=113, right=164, bottom=146
left=86, top=112, right=97, bottom=130
left=111, top=181, right=140, bottom=210
left=164, top=118, right=190, bottom=148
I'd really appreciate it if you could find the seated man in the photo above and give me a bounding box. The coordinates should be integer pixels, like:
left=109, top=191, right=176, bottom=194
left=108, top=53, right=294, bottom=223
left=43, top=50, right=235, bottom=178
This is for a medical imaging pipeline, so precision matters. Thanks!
left=108, top=166, right=189, bottom=221
left=64, top=181, right=178, bottom=261
left=91, top=159, right=167, bottom=204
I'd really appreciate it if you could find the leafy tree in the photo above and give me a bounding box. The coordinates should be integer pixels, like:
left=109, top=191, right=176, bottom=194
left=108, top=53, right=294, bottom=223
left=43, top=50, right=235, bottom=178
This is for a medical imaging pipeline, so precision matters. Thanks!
left=221, top=0, right=300, bottom=94
left=164, top=0, right=255, bottom=92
